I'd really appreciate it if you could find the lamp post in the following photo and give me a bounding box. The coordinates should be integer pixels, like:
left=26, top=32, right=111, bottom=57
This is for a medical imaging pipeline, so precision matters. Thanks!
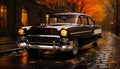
left=46, top=14, right=49, bottom=25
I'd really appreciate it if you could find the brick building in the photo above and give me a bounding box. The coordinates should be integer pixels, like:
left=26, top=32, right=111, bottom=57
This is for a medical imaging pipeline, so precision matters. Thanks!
left=0, top=0, right=51, bottom=38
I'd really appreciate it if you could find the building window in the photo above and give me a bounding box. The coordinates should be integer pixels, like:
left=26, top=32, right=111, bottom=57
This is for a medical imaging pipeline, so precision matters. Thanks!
left=0, top=5, right=7, bottom=28
left=21, top=8, right=28, bottom=26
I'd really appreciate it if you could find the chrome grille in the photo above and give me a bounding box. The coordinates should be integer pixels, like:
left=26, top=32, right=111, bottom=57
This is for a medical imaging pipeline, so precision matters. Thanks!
left=27, top=35, right=61, bottom=45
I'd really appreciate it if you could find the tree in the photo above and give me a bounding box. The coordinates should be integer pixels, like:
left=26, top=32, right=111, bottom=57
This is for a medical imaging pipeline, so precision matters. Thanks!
left=36, top=0, right=106, bottom=23
left=97, top=0, right=115, bottom=31
left=98, top=0, right=114, bottom=15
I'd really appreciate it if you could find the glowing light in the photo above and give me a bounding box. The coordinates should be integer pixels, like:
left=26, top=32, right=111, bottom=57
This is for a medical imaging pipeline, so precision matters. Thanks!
left=21, top=8, right=28, bottom=26
left=61, top=29, right=68, bottom=36
left=21, top=50, right=28, bottom=64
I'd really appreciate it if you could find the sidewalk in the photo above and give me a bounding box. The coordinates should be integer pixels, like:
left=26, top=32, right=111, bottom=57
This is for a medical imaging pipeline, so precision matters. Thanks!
left=0, top=36, right=20, bottom=53
left=0, top=36, right=15, bottom=45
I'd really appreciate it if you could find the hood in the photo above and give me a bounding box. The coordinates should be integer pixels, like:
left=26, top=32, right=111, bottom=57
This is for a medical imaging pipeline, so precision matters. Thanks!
left=28, top=25, right=71, bottom=35
left=23, top=24, right=76, bottom=35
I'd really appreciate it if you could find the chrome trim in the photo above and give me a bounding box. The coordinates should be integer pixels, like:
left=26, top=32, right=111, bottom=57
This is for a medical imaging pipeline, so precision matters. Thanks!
left=21, top=26, right=32, bottom=30
left=27, top=44, right=73, bottom=51
left=93, top=29, right=102, bottom=35
left=70, top=30, right=92, bottom=35
left=29, top=45, right=59, bottom=49
left=28, top=35, right=60, bottom=38
left=18, top=41, right=73, bottom=51
left=29, top=42, right=60, bottom=45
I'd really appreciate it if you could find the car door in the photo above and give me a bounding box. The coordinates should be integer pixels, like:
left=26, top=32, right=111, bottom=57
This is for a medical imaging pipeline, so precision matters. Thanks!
left=79, top=15, right=93, bottom=38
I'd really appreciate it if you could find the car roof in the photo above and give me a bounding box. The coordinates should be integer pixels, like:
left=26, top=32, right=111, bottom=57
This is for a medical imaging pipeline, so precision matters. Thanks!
left=52, top=12, right=89, bottom=16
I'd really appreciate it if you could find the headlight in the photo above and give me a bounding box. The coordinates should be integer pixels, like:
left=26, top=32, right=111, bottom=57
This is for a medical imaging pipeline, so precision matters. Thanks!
left=18, top=28, right=25, bottom=35
left=61, top=29, right=68, bottom=36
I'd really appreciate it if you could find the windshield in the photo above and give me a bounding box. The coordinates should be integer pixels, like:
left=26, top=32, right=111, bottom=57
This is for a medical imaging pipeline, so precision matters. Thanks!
left=49, top=15, right=78, bottom=25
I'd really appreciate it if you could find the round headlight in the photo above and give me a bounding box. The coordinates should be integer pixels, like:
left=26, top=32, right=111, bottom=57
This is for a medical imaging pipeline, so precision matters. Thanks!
left=18, top=28, right=24, bottom=35
left=61, top=29, right=68, bottom=36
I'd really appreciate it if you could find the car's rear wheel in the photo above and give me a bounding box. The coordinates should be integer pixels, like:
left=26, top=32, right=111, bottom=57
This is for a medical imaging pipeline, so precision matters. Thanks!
left=72, top=38, right=79, bottom=55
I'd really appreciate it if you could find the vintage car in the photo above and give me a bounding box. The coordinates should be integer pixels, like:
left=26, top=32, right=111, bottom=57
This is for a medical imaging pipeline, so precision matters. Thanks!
left=18, top=13, right=102, bottom=55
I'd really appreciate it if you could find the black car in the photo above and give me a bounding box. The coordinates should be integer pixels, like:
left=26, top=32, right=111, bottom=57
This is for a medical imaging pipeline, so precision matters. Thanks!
left=18, top=13, right=102, bottom=55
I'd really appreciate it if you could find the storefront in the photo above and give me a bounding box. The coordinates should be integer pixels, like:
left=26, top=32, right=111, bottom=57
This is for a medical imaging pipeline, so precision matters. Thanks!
left=0, top=0, right=51, bottom=40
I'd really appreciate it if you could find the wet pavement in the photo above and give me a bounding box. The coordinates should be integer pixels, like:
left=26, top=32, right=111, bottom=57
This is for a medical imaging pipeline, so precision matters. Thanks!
left=0, top=37, right=13, bottom=44
left=88, top=32, right=120, bottom=69
left=0, top=32, right=120, bottom=69
left=0, top=36, right=17, bottom=51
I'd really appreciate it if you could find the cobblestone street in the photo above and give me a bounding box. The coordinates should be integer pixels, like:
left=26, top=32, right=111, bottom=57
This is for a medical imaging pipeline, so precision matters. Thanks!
left=0, top=32, right=120, bottom=69
left=88, top=32, right=120, bottom=69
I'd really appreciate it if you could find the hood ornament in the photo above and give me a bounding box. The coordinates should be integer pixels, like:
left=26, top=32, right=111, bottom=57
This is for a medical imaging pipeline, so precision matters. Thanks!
left=40, top=23, right=47, bottom=28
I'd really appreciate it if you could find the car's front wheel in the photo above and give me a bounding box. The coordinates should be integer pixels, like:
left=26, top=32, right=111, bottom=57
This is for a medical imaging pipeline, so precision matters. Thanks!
left=72, top=39, right=79, bottom=55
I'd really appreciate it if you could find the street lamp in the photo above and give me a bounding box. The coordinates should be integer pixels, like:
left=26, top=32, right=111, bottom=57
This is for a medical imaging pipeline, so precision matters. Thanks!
left=46, top=14, right=49, bottom=25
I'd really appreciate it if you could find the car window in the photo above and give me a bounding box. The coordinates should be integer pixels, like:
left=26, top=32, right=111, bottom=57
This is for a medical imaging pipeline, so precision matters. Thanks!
left=57, top=17, right=77, bottom=23
left=88, top=17, right=94, bottom=25
left=49, top=17, right=57, bottom=23
left=81, top=17, right=89, bottom=25
left=77, top=17, right=82, bottom=24
left=49, top=15, right=78, bottom=24
left=80, top=16, right=94, bottom=25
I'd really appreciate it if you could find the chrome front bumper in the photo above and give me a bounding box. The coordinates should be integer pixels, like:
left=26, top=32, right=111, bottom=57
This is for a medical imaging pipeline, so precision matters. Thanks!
left=18, top=42, right=73, bottom=51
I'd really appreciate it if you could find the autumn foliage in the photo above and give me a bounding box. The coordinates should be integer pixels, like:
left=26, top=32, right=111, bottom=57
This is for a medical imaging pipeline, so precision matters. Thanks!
left=37, top=0, right=107, bottom=23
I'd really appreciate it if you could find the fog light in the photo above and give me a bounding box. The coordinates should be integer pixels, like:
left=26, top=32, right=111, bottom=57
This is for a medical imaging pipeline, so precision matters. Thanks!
left=67, top=45, right=73, bottom=49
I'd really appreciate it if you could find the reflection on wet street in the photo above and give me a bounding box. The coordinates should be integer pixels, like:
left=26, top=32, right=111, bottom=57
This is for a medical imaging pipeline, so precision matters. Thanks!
left=88, top=32, right=120, bottom=69
left=0, top=32, right=120, bottom=69
left=0, top=49, right=86, bottom=69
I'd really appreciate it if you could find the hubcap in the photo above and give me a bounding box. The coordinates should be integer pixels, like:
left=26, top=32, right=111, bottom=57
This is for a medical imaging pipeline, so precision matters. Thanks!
left=73, top=39, right=78, bottom=55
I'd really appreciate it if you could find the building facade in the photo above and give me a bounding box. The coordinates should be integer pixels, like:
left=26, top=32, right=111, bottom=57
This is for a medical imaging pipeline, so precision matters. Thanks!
left=0, top=0, right=51, bottom=39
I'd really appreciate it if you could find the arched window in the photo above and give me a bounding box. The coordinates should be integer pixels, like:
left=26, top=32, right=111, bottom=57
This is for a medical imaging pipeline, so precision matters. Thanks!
left=21, top=8, right=28, bottom=26
left=0, top=5, right=7, bottom=28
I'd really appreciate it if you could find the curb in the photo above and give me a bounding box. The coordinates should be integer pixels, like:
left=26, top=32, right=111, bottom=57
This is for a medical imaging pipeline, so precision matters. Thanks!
left=0, top=48, right=23, bottom=54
